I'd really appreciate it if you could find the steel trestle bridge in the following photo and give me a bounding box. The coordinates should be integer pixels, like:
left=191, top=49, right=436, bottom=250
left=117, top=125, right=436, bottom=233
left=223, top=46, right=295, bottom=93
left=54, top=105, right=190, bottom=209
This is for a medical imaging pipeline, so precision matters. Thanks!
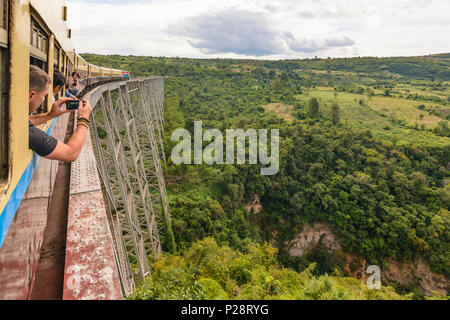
left=0, top=78, right=170, bottom=300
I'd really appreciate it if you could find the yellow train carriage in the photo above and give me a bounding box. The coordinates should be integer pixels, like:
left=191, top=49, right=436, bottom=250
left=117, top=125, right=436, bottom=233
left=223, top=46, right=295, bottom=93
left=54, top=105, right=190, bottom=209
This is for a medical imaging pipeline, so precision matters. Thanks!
left=0, top=0, right=129, bottom=247
left=111, top=68, right=123, bottom=77
left=76, top=55, right=89, bottom=80
left=89, top=64, right=101, bottom=78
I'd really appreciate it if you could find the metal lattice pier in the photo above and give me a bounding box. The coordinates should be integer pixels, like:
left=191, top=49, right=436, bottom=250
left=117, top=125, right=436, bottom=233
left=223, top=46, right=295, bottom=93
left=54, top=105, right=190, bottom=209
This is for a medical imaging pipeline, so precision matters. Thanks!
left=63, top=77, right=170, bottom=299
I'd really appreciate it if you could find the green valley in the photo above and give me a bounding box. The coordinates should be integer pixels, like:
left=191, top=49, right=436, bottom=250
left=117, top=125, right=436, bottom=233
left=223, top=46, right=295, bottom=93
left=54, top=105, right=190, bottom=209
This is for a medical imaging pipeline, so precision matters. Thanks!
left=83, top=53, right=450, bottom=300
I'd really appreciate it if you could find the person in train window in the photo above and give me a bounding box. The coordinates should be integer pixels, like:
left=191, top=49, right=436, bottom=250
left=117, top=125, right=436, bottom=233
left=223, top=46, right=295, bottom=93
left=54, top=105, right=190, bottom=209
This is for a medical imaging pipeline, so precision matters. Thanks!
left=68, top=72, right=79, bottom=96
left=53, top=70, right=77, bottom=100
left=54, top=70, right=77, bottom=101
left=53, top=70, right=66, bottom=102
left=29, top=65, right=92, bottom=162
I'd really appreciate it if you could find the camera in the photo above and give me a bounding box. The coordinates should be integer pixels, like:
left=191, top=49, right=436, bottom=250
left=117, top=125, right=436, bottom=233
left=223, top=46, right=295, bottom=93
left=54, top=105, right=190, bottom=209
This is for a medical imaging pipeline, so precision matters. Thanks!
left=66, top=100, right=80, bottom=110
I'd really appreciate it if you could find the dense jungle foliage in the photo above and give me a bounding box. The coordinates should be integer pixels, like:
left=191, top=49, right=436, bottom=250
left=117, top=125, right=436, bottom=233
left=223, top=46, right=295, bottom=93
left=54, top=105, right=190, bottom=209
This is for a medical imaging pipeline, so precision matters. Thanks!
left=83, top=53, right=450, bottom=299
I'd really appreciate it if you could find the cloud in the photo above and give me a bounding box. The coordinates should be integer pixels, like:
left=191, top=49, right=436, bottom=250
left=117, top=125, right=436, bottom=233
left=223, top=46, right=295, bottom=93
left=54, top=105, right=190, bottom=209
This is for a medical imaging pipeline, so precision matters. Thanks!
left=284, top=32, right=355, bottom=53
left=67, top=0, right=450, bottom=59
left=169, top=9, right=285, bottom=56
left=169, top=8, right=355, bottom=56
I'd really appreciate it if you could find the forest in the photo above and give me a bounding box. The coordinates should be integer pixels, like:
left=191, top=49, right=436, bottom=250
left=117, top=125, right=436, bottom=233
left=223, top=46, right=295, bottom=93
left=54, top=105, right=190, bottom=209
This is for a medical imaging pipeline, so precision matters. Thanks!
left=82, top=53, right=449, bottom=300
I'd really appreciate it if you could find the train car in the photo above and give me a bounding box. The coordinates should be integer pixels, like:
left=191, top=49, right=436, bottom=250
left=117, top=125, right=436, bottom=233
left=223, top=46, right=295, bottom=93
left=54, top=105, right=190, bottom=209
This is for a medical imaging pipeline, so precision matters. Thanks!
left=76, top=54, right=89, bottom=80
left=0, top=0, right=130, bottom=299
left=122, top=71, right=130, bottom=80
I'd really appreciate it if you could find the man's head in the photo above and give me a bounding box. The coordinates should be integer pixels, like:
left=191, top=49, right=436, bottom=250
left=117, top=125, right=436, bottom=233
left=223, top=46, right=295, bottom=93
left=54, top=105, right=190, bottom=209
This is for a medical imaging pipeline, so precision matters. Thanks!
left=29, top=65, right=50, bottom=113
left=53, top=70, right=66, bottom=95
left=71, top=72, right=79, bottom=79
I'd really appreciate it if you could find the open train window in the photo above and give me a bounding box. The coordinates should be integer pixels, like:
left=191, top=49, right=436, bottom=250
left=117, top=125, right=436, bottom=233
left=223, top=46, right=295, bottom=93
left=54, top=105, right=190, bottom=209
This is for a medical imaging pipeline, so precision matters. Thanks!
left=0, top=0, right=8, bottom=179
left=54, top=43, right=60, bottom=70
left=30, top=19, right=48, bottom=60
left=30, top=15, right=49, bottom=115
left=53, top=43, right=62, bottom=99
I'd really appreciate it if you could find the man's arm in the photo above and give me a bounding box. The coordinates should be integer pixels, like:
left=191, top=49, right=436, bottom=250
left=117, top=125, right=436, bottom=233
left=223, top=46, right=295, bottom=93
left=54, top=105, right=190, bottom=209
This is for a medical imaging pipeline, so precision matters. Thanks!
left=28, top=112, right=54, bottom=127
left=45, top=125, right=88, bottom=162
left=29, top=97, right=75, bottom=126
left=44, top=99, right=92, bottom=162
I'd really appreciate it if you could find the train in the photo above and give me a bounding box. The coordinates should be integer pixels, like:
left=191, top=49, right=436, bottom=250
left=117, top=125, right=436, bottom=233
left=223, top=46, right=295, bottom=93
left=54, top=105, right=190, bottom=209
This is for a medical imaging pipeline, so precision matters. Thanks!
left=0, top=0, right=130, bottom=248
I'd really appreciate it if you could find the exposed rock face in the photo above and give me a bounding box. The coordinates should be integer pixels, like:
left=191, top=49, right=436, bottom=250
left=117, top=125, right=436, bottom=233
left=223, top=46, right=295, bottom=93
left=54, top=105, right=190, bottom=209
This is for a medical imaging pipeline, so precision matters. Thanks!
left=286, top=223, right=341, bottom=257
left=384, top=258, right=449, bottom=296
left=245, top=194, right=263, bottom=214
left=343, top=254, right=449, bottom=296
left=286, top=223, right=449, bottom=296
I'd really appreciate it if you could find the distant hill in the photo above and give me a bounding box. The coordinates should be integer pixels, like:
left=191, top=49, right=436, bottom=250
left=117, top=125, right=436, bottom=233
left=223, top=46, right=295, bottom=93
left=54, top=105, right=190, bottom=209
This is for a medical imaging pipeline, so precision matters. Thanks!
left=82, top=53, right=450, bottom=81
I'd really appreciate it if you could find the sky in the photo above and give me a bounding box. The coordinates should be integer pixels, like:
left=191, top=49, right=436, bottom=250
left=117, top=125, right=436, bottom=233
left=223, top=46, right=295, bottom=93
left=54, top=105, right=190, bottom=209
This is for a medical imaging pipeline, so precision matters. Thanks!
left=66, top=0, right=450, bottom=60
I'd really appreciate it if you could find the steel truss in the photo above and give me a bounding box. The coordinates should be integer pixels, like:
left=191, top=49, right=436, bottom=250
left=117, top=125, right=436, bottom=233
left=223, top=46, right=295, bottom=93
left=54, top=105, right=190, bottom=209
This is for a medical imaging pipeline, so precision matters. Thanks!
left=88, top=78, right=170, bottom=294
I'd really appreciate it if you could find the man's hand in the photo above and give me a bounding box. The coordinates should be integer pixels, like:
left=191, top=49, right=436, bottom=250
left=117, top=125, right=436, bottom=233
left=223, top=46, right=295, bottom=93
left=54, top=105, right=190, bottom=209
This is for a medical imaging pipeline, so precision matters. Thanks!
left=30, top=97, right=77, bottom=126
left=45, top=99, right=93, bottom=163
left=49, top=97, right=76, bottom=118
left=77, top=99, right=92, bottom=119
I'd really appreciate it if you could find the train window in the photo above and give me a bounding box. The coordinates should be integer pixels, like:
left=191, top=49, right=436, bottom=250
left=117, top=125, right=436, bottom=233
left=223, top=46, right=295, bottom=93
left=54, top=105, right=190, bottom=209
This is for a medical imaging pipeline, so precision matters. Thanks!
left=0, top=0, right=8, bottom=179
left=0, top=0, right=6, bottom=30
left=54, top=44, right=60, bottom=69
left=0, top=0, right=7, bottom=47
left=0, top=48, right=7, bottom=179
left=30, top=18, right=48, bottom=62
left=62, top=6, right=67, bottom=21
left=30, top=15, right=49, bottom=114
left=30, top=56, right=49, bottom=115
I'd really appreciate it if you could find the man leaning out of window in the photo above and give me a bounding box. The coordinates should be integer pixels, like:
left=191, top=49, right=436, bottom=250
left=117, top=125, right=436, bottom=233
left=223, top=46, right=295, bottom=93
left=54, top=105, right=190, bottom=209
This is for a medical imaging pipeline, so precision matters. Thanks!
left=28, top=65, right=92, bottom=162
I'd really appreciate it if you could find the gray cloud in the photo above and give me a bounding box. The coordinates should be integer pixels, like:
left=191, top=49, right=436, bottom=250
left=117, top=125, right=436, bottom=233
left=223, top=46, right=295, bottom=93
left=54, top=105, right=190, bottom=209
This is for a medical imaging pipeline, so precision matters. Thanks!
left=169, top=8, right=355, bottom=56
left=296, top=0, right=433, bottom=20
left=263, top=4, right=280, bottom=13
left=169, top=9, right=284, bottom=56
left=298, top=11, right=316, bottom=18
left=284, top=32, right=355, bottom=53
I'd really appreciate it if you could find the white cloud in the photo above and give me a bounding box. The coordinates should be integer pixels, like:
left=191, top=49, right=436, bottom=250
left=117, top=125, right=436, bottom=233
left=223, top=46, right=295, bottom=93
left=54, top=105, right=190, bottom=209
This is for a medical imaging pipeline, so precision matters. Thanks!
left=66, top=0, right=450, bottom=59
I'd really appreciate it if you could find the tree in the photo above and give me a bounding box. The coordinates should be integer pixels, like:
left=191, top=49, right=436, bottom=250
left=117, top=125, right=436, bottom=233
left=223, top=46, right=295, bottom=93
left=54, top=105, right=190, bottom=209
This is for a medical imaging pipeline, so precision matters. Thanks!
left=305, top=78, right=312, bottom=89
left=308, top=97, right=320, bottom=118
left=433, top=121, right=449, bottom=137
left=272, top=79, right=285, bottom=92
left=268, top=70, right=276, bottom=79
left=254, top=67, right=266, bottom=77
left=280, top=72, right=289, bottom=82
left=331, top=102, right=340, bottom=125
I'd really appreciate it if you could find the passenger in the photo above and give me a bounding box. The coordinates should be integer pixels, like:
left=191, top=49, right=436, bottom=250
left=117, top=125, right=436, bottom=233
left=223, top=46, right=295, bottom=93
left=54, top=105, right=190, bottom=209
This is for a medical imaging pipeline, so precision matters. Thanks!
left=29, top=65, right=92, bottom=162
left=68, top=72, right=79, bottom=96
left=53, top=70, right=77, bottom=100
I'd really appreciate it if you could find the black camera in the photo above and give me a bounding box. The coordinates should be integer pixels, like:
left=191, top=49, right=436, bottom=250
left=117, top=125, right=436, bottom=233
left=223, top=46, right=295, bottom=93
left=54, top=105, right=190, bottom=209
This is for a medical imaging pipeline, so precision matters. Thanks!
left=66, top=100, right=80, bottom=110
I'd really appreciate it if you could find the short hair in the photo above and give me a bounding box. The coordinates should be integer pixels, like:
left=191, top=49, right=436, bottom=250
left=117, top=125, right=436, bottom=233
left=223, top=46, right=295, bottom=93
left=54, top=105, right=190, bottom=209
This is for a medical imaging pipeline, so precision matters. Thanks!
left=53, top=70, right=66, bottom=88
left=30, top=65, right=50, bottom=93
left=71, top=72, right=79, bottom=77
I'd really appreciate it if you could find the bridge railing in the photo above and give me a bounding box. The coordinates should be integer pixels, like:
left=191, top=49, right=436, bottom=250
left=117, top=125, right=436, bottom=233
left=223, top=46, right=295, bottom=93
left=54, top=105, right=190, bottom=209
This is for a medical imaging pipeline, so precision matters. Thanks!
left=63, top=78, right=170, bottom=299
